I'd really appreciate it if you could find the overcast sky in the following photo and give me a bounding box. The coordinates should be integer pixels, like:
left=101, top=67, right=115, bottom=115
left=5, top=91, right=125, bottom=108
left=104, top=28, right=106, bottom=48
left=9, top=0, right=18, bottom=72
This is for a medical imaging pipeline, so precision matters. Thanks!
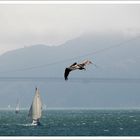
left=0, top=4, right=140, bottom=54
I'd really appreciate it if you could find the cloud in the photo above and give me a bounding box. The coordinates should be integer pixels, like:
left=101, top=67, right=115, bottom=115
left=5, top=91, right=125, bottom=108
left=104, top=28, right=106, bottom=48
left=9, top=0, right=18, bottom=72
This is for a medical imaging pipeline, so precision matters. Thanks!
left=0, top=4, right=140, bottom=54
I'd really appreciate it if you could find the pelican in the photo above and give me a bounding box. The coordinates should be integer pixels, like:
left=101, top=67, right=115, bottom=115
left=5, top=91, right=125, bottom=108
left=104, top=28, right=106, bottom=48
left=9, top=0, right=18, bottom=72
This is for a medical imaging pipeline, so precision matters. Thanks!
left=64, top=60, right=93, bottom=80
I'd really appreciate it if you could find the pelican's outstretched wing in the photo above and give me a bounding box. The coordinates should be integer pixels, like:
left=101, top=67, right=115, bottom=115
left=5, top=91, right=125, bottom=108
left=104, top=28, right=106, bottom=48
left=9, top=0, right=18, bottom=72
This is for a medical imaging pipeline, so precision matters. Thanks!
left=64, top=68, right=71, bottom=80
left=70, top=62, right=77, bottom=67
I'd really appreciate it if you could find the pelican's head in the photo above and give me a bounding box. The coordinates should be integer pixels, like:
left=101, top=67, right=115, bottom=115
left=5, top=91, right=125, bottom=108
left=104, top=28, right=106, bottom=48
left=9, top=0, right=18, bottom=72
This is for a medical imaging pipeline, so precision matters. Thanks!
left=88, top=60, right=93, bottom=64
left=83, top=60, right=93, bottom=65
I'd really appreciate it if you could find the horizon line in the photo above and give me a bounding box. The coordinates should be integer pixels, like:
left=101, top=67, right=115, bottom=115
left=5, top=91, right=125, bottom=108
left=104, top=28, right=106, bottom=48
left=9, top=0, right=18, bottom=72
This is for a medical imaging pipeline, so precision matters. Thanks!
left=0, top=77, right=140, bottom=83
left=1, top=107, right=140, bottom=110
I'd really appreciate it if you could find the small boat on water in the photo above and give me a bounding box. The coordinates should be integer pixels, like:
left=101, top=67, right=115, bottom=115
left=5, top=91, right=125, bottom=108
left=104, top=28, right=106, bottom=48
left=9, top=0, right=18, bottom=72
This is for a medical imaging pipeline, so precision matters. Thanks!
left=28, top=87, right=42, bottom=126
left=7, top=104, right=11, bottom=110
left=43, top=104, right=47, bottom=111
left=15, top=99, right=20, bottom=114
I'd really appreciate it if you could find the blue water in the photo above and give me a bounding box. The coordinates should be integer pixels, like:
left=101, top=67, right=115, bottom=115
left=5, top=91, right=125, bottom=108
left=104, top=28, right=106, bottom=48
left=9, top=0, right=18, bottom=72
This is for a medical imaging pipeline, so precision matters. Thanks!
left=0, top=109, right=140, bottom=136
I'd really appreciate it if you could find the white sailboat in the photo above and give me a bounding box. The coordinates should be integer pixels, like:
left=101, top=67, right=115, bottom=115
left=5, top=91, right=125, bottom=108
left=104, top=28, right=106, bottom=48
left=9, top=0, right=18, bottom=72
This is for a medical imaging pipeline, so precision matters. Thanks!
left=28, top=87, right=42, bottom=126
left=15, top=99, right=20, bottom=114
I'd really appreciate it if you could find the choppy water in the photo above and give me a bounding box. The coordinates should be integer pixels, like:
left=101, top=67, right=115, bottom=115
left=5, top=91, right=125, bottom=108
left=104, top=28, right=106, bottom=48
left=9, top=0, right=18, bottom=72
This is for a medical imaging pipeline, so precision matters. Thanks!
left=0, top=109, right=140, bottom=136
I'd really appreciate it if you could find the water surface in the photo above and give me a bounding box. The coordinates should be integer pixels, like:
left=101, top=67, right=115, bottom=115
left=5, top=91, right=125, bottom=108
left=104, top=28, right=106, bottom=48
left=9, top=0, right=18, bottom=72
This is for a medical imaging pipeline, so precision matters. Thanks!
left=0, top=109, right=140, bottom=136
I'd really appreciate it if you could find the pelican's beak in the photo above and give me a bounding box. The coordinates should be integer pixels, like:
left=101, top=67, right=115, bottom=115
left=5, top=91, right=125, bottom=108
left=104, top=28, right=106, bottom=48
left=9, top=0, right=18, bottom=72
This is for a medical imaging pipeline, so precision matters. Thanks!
left=90, top=61, right=93, bottom=64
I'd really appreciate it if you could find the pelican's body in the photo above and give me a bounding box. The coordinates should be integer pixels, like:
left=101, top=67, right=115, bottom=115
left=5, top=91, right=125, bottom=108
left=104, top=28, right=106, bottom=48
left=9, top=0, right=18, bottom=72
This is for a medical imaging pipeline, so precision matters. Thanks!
left=64, top=60, right=92, bottom=80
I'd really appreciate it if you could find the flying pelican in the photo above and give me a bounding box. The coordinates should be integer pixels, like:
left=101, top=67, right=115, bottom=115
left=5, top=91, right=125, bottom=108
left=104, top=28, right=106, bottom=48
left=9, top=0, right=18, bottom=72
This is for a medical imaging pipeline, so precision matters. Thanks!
left=64, top=60, right=93, bottom=80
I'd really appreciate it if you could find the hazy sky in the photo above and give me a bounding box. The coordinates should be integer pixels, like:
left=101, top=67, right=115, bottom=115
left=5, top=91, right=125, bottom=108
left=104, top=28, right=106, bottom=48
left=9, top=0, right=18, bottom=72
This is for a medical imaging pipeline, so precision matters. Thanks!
left=0, top=4, right=140, bottom=54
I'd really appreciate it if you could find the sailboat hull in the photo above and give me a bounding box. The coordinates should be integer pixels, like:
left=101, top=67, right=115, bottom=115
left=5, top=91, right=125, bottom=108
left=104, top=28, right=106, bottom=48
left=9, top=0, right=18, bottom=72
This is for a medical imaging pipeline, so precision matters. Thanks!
left=31, top=119, right=41, bottom=126
left=15, top=110, right=19, bottom=114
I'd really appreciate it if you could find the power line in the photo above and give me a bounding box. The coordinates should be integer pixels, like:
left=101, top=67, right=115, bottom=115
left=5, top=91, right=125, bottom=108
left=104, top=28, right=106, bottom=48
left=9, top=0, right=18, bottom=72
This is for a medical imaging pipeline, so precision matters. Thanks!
left=0, top=34, right=140, bottom=74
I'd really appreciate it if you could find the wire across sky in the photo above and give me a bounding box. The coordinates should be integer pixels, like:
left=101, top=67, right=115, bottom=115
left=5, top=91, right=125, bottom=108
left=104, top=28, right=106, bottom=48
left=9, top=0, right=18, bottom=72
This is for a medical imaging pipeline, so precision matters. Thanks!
left=0, top=34, right=140, bottom=83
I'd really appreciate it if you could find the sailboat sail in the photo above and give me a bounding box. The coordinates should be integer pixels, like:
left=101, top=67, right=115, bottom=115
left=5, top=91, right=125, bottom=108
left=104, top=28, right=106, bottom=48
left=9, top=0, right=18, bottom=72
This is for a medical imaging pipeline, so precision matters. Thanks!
left=28, top=88, right=42, bottom=121
left=28, top=104, right=32, bottom=117
left=15, top=99, right=20, bottom=113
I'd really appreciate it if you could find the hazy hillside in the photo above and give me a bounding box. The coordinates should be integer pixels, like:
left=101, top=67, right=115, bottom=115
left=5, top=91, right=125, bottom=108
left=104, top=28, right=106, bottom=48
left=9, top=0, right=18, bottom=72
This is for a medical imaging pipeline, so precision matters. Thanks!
left=0, top=33, right=140, bottom=108
left=0, top=33, right=139, bottom=78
